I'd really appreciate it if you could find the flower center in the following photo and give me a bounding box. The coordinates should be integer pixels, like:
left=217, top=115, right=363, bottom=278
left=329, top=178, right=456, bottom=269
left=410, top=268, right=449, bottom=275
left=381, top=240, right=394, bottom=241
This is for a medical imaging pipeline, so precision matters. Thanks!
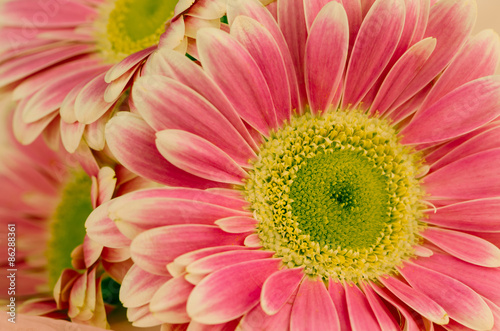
left=45, top=170, right=93, bottom=287
left=244, top=110, right=426, bottom=282
left=97, top=0, right=176, bottom=62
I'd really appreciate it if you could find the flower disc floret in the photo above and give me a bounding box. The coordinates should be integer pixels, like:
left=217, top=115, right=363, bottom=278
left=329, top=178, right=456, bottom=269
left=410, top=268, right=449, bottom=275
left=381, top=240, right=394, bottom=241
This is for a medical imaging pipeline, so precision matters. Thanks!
left=245, top=109, right=426, bottom=282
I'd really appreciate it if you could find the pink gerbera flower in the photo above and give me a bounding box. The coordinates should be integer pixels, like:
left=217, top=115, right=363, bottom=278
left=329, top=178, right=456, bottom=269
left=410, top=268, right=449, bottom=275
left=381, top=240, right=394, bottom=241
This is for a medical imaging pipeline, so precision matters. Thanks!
left=0, top=0, right=250, bottom=153
left=87, top=0, right=500, bottom=329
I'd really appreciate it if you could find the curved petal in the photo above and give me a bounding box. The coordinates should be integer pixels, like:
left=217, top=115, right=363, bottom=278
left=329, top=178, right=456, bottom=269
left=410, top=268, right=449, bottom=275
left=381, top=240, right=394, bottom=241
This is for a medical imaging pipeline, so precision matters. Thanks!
left=150, top=276, right=194, bottom=324
left=359, top=282, right=400, bottom=331
left=85, top=202, right=132, bottom=248
left=345, top=283, right=381, bottom=331
left=261, top=267, right=304, bottom=315
left=186, top=250, right=274, bottom=275
left=75, top=72, right=117, bottom=124
left=328, top=280, right=351, bottom=330
left=104, top=46, right=156, bottom=83
left=120, top=265, right=171, bottom=308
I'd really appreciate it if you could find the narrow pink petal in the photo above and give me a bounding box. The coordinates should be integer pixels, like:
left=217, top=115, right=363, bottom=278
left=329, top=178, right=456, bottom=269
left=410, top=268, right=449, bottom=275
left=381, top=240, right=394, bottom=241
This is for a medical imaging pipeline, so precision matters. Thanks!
left=359, top=282, right=400, bottom=331
left=156, top=130, right=248, bottom=185
left=425, top=198, right=500, bottom=232
left=12, top=100, right=57, bottom=145
left=132, top=75, right=255, bottom=165
left=378, top=276, right=448, bottom=324
left=127, top=304, right=163, bottom=327
left=277, top=0, right=308, bottom=109
left=18, top=298, right=57, bottom=316
left=150, top=276, right=194, bottom=324
left=415, top=252, right=500, bottom=306
left=244, top=233, right=262, bottom=247
left=408, top=0, right=430, bottom=46
left=291, top=277, right=340, bottom=331
left=60, top=119, right=85, bottom=153
left=328, top=280, right=351, bottom=330
left=83, top=235, right=103, bottom=268
left=186, top=258, right=281, bottom=324
left=104, top=66, right=137, bottom=103
left=130, top=225, right=246, bottom=276
left=430, top=125, right=500, bottom=171
left=371, top=38, right=437, bottom=114
left=238, top=299, right=293, bottom=331
left=144, top=48, right=258, bottom=150
left=390, top=0, right=477, bottom=110
left=345, top=283, right=380, bottom=331
left=158, top=16, right=186, bottom=50
left=183, top=15, right=220, bottom=39
left=104, top=46, right=156, bottom=83
left=261, top=267, right=304, bottom=315
left=398, top=262, right=494, bottom=330
left=109, top=197, right=250, bottom=239
left=421, top=227, right=500, bottom=267
left=197, top=28, right=277, bottom=135
left=419, top=30, right=500, bottom=113
left=226, top=0, right=300, bottom=112
left=68, top=271, right=87, bottom=318
left=342, top=0, right=405, bottom=109
left=75, top=72, right=117, bottom=125
left=401, top=77, right=500, bottom=145
left=230, top=15, right=291, bottom=124
left=83, top=107, right=110, bottom=151
left=304, top=0, right=340, bottom=31
left=59, top=81, right=83, bottom=124
left=424, top=148, right=500, bottom=200
left=215, top=216, right=258, bottom=233
left=85, top=202, right=132, bottom=248
left=174, top=246, right=251, bottom=270
left=106, top=113, right=221, bottom=189
left=384, top=83, right=431, bottom=124
left=186, top=250, right=274, bottom=275
left=305, top=1, right=348, bottom=113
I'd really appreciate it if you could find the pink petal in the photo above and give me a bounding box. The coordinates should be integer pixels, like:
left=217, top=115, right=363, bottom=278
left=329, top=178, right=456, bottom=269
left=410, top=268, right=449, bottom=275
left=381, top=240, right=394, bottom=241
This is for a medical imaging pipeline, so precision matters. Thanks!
left=215, top=216, right=258, bottom=233
left=185, top=0, right=226, bottom=19
left=197, top=28, right=277, bottom=135
left=186, top=250, right=275, bottom=275
left=83, top=235, right=103, bottom=268
left=104, top=66, right=137, bottom=103
left=60, top=119, right=85, bottom=153
left=359, top=282, right=400, bottom=331
left=425, top=198, right=500, bottom=232
left=183, top=15, right=220, bottom=39
left=173, top=246, right=251, bottom=270
left=421, top=227, right=500, bottom=267
left=345, top=283, right=381, bottom=330
left=244, top=233, right=262, bottom=247
left=186, top=258, right=281, bottom=324
left=389, top=0, right=477, bottom=110
left=342, top=0, right=405, bottom=109
left=130, top=225, right=246, bottom=276
left=127, top=304, right=163, bottom=327
left=156, top=129, right=248, bottom=185
left=424, top=148, right=500, bottom=200
left=75, top=72, right=117, bottom=125
left=230, top=15, right=291, bottom=123
left=104, top=46, right=156, bottom=83
left=101, top=246, right=130, bottom=263
left=261, top=267, right=304, bottom=315
left=238, top=299, right=293, bottom=331
left=304, top=0, right=340, bottom=31
left=132, top=75, right=255, bottom=165
left=398, top=262, right=494, bottom=330
left=305, top=1, right=349, bottom=113
left=371, top=38, right=437, bottom=114
left=120, top=265, right=171, bottom=308
left=328, top=280, right=351, bottom=330
left=12, top=100, right=57, bottom=145
left=106, top=113, right=221, bottom=189
left=419, top=29, right=500, bottom=113
left=401, top=77, right=500, bottom=145
left=0, top=315, right=105, bottom=330
left=150, top=276, right=194, bottom=324
left=378, top=276, right=448, bottom=324
left=85, top=202, right=132, bottom=248
left=290, top=277, right=340, bottom=331
left=83, top=107, right=110, bottom=151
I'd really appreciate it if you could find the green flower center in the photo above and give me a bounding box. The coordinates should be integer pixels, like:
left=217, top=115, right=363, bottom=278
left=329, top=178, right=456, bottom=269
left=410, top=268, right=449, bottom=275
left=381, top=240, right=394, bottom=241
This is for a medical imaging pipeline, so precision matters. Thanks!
left=244, top=110, right=426, bottom=282
left=98, top=0, right=176, bottom=62
left=46, top=171, right=93, bottom=287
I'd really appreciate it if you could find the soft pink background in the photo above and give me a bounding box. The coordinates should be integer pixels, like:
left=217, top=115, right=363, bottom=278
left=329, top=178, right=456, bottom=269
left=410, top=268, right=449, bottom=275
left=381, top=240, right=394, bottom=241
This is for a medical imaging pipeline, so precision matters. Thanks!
left=474, top=0, right=500, bottom=74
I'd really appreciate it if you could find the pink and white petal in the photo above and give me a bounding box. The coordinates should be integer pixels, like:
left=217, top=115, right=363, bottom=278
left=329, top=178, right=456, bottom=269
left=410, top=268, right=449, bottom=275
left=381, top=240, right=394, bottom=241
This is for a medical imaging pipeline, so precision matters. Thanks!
left=132, top=75, right=255, bottom=165
left=390, top=0, right=477, bottom=110
left=95, top=166, right=116, bottom=206
left=305, top=1, right=349, bottom=113
left=106, top=113, right=221, bottom=189
left=156, top=130, right=248, bottom=185
left=186, top=250, right=275, bottom=275
left=130, top=225, right=246, bottom=276
left=359, top=282, right=400, bottom=331
left=60, top=81, right=85, bottom=124
left=328, top=280, right=351, bottom=330
left=102, top=259, right=133, bottom=284
left=83, top=108, right=110, bottom=151
left=12, top=101, right=58, bottom=145
left=186, top=319, right=240, bottom=331
left=398, top=262, right=494, bottom=331
left=18, top=298, right=58, bottom=316
left=184, top=16, right=220, bottom=39
left=0, top=315, right=105, bottom=331
left=378, top=276, right=448, bottom=324
left=425, top=198, right=500, bottom=232
left=197, top=28, right=277, bottom=135
left=185, top=0, right=226, bottom=19
left=105, top=46, right=156, bottom=82
left=401, top=77, right=500, bottom=145
left=424, top=148, right=500, bottom=200
left=128, top=304, right=163, bottom=327
left=75, top=72, right=117, bottom=125
left=73, top=141, right=100, bottom=177
left=304, top=0, right=340, bottom=31
left=290, top=277, right=340, bottom=331
left=83, top=235, right=103, bottom=268
left=150, top=275, right=194, bottom=324
left=277, top=0, right=308, bottom=108
left=226, top=0, right=301, bottom=112
left=230, top=15, right=291, bottom=123
left=238, top=300, right=293, bottom=331
left=419, top=30, right=500, bottom=112
left=413, top=245, right=434, bottom=257
left=101, top=246, right=130, bottom=263
left=60, top=119, right=85, bottom=153
left=104, top=66, right=137, bottom=103
left=371, top=38, right=437, bottom=114
left=186, top=258, right=281, bottom=324
left=261, top=267, right=304, bottom=315
left=174, top=246, right=252, bottom=271
left=85, top=202, right=132, bottom=248
left=215, top=216, right=258, bottom=233
left=342, top=0, right=405, bottom=109
left=408, top=0, right=430, bottom=46
left=68, top=271, right=88, bottom=318
left=244, top=233, right=262, bottom=247
left=421, top=227, right=500, bottom=267
left=345, top=283, right=381, bottom=331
